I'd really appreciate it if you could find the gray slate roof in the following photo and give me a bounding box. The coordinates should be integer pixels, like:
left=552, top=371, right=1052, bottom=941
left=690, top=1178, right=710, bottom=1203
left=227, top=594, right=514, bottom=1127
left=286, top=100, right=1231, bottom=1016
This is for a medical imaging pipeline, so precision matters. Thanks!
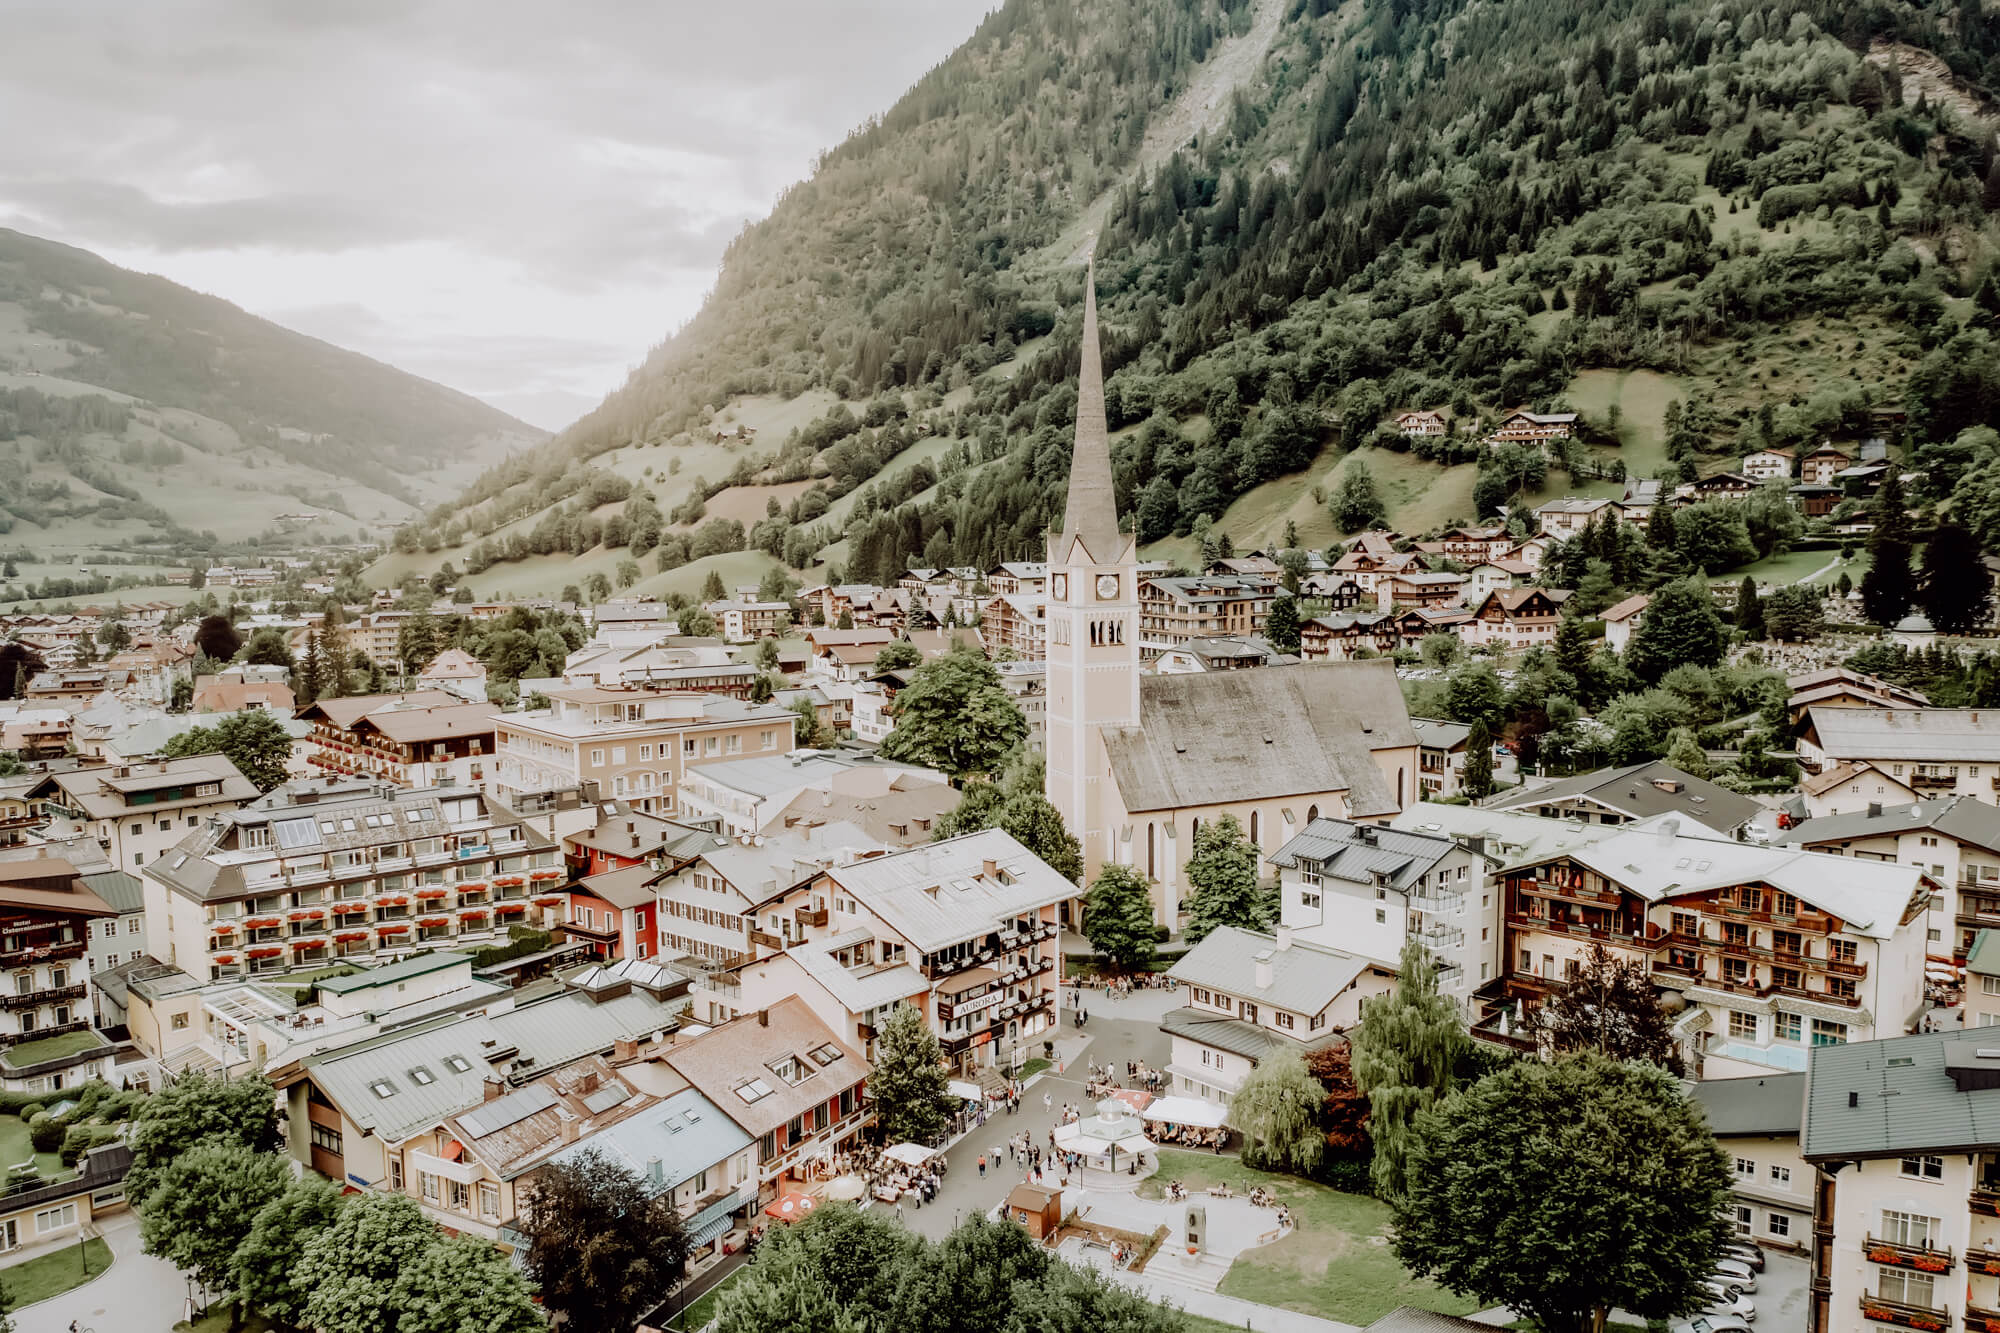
left=1103, top=659, right=1415, bottom=816
left=1159, top=1005, right=1341, bottom=1061
left=1692, top=1072, right=1805, bottom=1138
left=79, top=870, right=144, bottom=914
left=550, top=1087, right=752, bottom=1194
left=1803, top=1027, right=2000, bottom=1161
left=1267, top=818, right=1455, bottom=894
left=1167, top=926, right=1376, bottom=1016
left=1806, top=706, right=2000, bottom=763
left=1777, top=794, right=2000, bottom=857
left=1488, top=759, right=1760, bottom=831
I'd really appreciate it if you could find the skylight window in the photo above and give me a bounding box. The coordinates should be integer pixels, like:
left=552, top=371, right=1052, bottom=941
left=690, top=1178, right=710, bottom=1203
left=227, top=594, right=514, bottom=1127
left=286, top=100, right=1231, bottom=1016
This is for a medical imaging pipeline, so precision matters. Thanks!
left=733, top=1078, right=774, bottom=1104
left=442, top=1055, right=472, bottom=1074
left=408, top=1067, right=436, bottom=1086
left=369, top=1080, right=397, bottom=1099
left=807, top=1042, right=843, bottom=1067
left=273, top=817, right=321, bottom=849
left=682, top=1108, right=701, bottom=1122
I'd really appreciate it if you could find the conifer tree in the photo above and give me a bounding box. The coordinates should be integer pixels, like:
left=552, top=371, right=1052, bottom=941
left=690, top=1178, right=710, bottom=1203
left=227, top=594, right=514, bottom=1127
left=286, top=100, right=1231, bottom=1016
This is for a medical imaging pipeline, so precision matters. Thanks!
left=1735, top=575, right=1764, bottom=639
left=1462, top=719, right=1496, bottom=799
left=870, top=1002, right=950, bottom=1146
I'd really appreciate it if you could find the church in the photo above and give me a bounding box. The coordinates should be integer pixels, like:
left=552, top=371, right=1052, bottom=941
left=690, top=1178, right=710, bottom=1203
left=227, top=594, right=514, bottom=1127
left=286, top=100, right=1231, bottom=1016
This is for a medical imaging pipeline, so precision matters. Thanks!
left=1043, top=261, right=1421, bottom=928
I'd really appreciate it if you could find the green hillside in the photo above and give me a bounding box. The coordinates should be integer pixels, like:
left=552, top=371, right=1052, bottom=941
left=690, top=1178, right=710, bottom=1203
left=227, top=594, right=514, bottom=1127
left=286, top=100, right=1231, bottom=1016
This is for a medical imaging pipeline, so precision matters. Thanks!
left=387, top=0, right=2000, bottom=592
left=0, top=228, right=544, bottom=556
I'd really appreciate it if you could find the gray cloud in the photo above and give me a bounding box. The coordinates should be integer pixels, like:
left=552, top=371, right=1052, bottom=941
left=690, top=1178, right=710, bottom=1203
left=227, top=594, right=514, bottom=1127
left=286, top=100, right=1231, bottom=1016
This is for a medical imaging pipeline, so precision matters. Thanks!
left=0, top=0, right=995, bottom=429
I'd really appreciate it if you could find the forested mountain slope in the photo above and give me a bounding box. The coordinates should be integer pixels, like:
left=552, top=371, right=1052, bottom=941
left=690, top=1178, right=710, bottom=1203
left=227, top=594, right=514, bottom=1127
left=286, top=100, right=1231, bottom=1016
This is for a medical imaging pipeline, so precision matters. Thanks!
left=0, top=228, right=543, bottom=551
left=387, top=0, right=2000, bottom=597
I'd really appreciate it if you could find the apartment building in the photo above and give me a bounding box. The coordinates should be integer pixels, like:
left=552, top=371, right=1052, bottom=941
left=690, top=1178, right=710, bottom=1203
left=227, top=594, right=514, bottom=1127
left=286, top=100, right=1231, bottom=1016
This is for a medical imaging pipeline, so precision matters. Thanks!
left=1138, top=575, right=1277, bottom=660
left=1481, top=814, right=1938, bottom=1077
left=1800, top=1029, right=2000, bottom=1333
left=1799, top=709, right=2000, bottom=802
left=1272, top=819, right=1489, bottom=1018
left=737, top=829, right=1069, bottom=1076
left=31, top=755, right=259, bottom=873
left=985, top=562, right=1048, bottom=596
left=1777, top=796, right=2000, bottom=961
left=1969, top=930, right=2000, bottom=1027
left=1298, top=611, right=1400, bottom=662
left=142, top=778, right=564, bottom=981
left=1534, top=497, right=1616, bottom=538
left=298, top=694, right=500, bottom=790
left=708, top=596, right=792, bottom=643
left=492, top=688, right=796, bottom=817
left=1163, top=926, right=1394, bottom=1110
left=982, top=592, right=1046, bottom=663
left=1692, top=1072, right=1811, bottom=1252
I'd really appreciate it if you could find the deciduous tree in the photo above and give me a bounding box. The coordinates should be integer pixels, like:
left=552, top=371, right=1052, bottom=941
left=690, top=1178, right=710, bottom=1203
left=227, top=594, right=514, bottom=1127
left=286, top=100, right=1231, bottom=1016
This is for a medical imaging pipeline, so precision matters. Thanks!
left=163, top=709, right=293, bottom=792
left=1625, top=577, right=1726, bottom=682
left=297, top=1192, right=438, bottom=1333
left=1528, top=942, right=1682, bottom=1070
left=878, top=645, right=1026, bottom=780
left=1182, top=814, right=1266, bottom=943
left=233, top=1174, right=347, bottom=1328
left=194, top=613, right=244, bottom=662
left=875, top=640, right=923, bottom=672
left=126, top=1070, right=280, bottom=1206
left=1332, top=461, right=1388, bottom=533
left=1082, top=864, right=1156, bottom=972
left=1231, top=1051, right=1326, bottom=1176
left=518, top=1149, right=689, bottom=1333
left=870, top=1001, right=951, bottom=1146
left=1352, top=938, right=1465, bottom=1201
left=1394, top=1056, right=1732, bottom=1333
left=138, top=1142, right=290, bottom=1294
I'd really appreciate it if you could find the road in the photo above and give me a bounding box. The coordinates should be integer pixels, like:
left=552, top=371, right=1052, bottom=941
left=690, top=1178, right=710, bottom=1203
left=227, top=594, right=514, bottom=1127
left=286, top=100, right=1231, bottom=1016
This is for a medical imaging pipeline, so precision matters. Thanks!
left=897, top=982, right=1179, bottom=1240
left=15, top=1214, right=192, bottom=1333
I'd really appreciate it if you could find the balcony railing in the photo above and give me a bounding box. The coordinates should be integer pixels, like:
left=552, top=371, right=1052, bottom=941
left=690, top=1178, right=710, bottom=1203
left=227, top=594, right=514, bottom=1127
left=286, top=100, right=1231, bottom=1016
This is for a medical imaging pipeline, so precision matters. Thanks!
left=1867, top=1237, right=1955, bottom=1273
left=1860, top=1293, right=1952, bottom=1330
left=0, top=984, right=86, bottom=1011
left=796, top=907, right=828, bottom=928
left=1971, top=1188, right=2000, bottom=1218
left=1964, top=1303, right=2000, bottom=1332
left=0, top=1018, right=89, bottom=1048
left=0, top=942, right=85, bottom=966
left=1911, top=772, right=1957, bottom=790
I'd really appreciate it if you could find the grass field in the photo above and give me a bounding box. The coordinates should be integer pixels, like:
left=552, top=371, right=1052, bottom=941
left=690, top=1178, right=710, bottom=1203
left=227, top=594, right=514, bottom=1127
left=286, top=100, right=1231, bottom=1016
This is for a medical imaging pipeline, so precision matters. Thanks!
left=0, top=1113, right=69, bottom=1181
left=3, top=1234, right=112, bottom=1307
left=1566, top=368, right=1680, bottom=477
left=1138, top=1151, right=1477, bottom=1325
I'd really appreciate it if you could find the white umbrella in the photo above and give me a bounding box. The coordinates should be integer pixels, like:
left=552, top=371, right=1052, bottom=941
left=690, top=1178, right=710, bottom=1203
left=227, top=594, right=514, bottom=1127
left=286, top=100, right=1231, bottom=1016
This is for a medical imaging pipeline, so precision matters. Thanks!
left=883, top=1141, right=937, bottom=1167
left=824, top=1175, right=866, bottom=1202
left=1140, top=1095, right=1227, bottom=1129
left=947, top=1080, right=985, bottom=1102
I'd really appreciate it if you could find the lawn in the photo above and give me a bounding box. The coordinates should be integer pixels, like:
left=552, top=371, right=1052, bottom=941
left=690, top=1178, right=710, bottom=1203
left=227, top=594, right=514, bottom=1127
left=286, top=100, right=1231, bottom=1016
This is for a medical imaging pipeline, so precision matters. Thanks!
left=660, top=1266, right=749, bottom=1330
left=3, top=1234, right=111, bottom=1306
left=1732, top=547, right=1871, bottom=588
left=1137, top=1151, right=1479, bottom=1325
left=0, top=1029, right=108, bottom=1072
left=173, top=1299, right=280, bottom=1333
left=0, top=1113, right=70, bottom=1181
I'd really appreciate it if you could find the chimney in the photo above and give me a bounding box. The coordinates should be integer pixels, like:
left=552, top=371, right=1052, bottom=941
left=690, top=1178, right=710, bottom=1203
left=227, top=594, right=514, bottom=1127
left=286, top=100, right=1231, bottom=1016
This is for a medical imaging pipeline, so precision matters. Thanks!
left=1868, top=802, right=1882, bottom=818
left=614, top=1037, right=638, bottom=1061
left=1253, top=950, right=1274, bottom=991
left=758, top=1008, right=769, bottom=1027
left=1275, top=925, right=1293, bottom=952
left=1656, top=817, right=1680, bottom=845
left=561, top=1115, right=580, bottom=1145
left=981, top=858, right=999, bottom=879
left=483, top=1076, right=505, bottom=1102
left=1356, top=825, right=1377, bottom=845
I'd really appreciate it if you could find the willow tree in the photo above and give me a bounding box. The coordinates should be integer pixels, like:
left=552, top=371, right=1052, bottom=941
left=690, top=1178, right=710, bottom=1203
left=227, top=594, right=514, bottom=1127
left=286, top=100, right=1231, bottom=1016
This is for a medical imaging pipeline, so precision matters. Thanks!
left=1231, top=1050, right=1325, bottom=1176
left=1351, top=937, right=1466, bottom=1200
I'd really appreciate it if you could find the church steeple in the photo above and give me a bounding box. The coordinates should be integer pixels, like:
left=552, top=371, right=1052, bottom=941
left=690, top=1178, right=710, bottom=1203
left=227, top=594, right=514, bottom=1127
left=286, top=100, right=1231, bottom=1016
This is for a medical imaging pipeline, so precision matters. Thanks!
left=1054, top=259, right=1123, bottom=564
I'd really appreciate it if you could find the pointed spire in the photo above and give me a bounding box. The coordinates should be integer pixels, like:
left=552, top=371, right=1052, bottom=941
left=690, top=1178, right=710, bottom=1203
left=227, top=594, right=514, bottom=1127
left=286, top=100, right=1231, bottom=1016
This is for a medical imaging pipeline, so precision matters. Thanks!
left=1056, top=257, right=1123, bottom=564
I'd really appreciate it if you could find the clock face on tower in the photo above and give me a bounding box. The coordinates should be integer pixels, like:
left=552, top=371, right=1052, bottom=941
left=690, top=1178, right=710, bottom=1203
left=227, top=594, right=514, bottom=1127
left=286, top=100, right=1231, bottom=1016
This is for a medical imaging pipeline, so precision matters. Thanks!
left=1096, top=574, right=1119, bottom=600
left=1052, top=573, right=1068, bottom=600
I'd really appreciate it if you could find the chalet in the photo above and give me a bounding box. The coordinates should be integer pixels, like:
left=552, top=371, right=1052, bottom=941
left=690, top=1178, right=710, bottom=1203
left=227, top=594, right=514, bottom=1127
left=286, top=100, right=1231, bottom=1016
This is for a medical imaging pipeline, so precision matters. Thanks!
left=1489, top=411, right=1577, bottom=446
left=297, top=693, right=500, bottom=790
left=1789, top=484, right=1840, bottom=517
left=1330, top=548, right=1428, bottom=597
left=1688, top=471, right=1758, bottom=500
left=1832, top=462, right=1892, bottom=496
left=1798, top=446, right=1851, bottom=487
left=1467, top=587, right=1570, bottom=649
left=981, top=592, right=1046, bottom=663
left=1394, top=608, right=1473, bottom=643
left=1393, top=410, right=1447, bottom=438
left=1601, top=593, right=1649, bottom=654
left=1301, top=575, right=1367, bottom=610
left=1153, top=637, right=1291, bottom=674
left=1741, top=448, right=1794, bottom=482
left=1376, top=570, right=1465, bottom=611
left=1464, top=558, right=1533, bottom=602
left=1428, top=526, right=1513, bottom=564
left=1784, top=668, right=1929, bottom=730
left=1138, top=574, right=1278, bottom=659
left=984, top=562, right=1048, bottom=597
left=1488, top=759, right=1761, bottom=834
left=1534, top=497, right=1615, bottom=539
left=1616, top=478, right=1662, bottom=527
left=1298, top=611, right=1400, bottom=662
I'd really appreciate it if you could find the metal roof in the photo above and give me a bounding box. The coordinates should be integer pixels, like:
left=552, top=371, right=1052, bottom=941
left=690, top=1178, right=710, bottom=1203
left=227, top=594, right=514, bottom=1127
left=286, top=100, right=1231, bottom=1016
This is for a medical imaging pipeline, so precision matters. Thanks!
left=820, top=828, right=1073, bottom=954
left=1777, top=794, right=2000, bottom=858
left=1803, top=1028, right=2000, bottom=1160
left=317, top=952, right=473, bottom=995
left=1159, top=1004, right=1342, bottom=1062
left=550, top=1087, right=753, bottom=1195
left=1968, top=928, right=2000, bottom=978
left=458, top=1083, right=559, bottom=1139
left=1691, top=1072, right=1805, bottom=1138
left=1167, top=926, right=1377, bottom=1016
left=1806, top=706, right=2000, bottom=763
left=1488, top=759, right=1761, bottom=831
left=1267, top=818, right=1455, bottom=894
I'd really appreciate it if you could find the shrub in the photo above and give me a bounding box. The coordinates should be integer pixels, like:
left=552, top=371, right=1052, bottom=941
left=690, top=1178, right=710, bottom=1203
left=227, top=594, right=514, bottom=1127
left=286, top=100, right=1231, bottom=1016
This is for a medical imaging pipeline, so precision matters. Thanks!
left=29, top=1113, right=65, bottom=1154
left=1316, top=1157, right=1375, bottom=1195
left=59, top=1123, right=117, bottom=1166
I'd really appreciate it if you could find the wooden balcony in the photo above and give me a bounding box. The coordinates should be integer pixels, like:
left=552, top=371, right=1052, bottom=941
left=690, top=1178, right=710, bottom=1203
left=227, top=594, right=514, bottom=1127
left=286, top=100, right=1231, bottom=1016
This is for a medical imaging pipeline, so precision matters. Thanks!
left=1970, top=1187, right=2000, bottom=1218
left=1867, top=1236, right=1955, bottom=1273
left=795, top=907, right=828, bottom=929
left=1965, top=1305, right=2000, bottom=1332
left=749, top=929, right=783, bottom=951
left=1964, top=1245, right=2000, bottom=1275
left=1911, top=772, right=1957, bottom=790
left=0, top=984, right=86, bottom=1012
left=1860, top=1294, right=1952, bottom=1330
left=0, top=942, right=85, bottom=967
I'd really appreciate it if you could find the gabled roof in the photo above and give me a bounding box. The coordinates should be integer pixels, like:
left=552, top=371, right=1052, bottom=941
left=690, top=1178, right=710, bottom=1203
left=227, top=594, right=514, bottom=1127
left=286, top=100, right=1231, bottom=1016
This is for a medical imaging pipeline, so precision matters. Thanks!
left=1159, top=1003, right=1343, bottom=1060
left=819, top=828, right=1072, bottom=953
left=1488, top=760, right=1760, bottom=831
left=297, top=691, right=460, bottom=730
left=661, top=995, right=866, bottom=1139
left=1167, top=926, right=1380, bottom=1015
left=1268, top=818, right=1456, bottom=894
left=577, top=865, right=658, bottom=910
left=1779, top=795, right=2000, bottom=857
left=1966, top=928, right=2000, bottom=978
left=1102, top=660, right=1414, bottom=817
left=1799, top=760, right=1907, bottom=799
left=1806, top=706, right=2000, bottom=762
left=1803, top=1028, right=2000, bottom=1160
left=1600, top=594, right=1649, bottom=623
left=354, top=702, right=499, bottom=743
left=1692, top=1072, right=1805, bottom=1137
left=549, top=1086, right=752, bottom=1193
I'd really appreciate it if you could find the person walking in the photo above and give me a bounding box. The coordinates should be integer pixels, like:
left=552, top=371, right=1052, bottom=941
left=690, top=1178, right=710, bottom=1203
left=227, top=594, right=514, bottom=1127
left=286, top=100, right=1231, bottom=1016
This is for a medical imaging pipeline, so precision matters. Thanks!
left=978, top=1154, right=987, bottom=1178
left=1043, top=1091, right=1052, bottom=1112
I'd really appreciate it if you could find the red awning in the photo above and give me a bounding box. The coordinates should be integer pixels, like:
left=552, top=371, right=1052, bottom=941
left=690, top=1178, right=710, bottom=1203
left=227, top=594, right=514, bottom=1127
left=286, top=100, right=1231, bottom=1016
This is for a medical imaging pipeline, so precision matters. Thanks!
left=417, top=917, right=448, bottom=928
left=334, top=932, right=369, bottom=943
left=764, top=1192, right=817, bottom=1223
left=377, top=923, right=411, bottom=935
left=213, top=954, right=237, bottom=964
left=460, top=909, right=488, bottom=919
left=441, top=1140, right=465, bottom=1162
left=247, top=947, right=282, bottom=960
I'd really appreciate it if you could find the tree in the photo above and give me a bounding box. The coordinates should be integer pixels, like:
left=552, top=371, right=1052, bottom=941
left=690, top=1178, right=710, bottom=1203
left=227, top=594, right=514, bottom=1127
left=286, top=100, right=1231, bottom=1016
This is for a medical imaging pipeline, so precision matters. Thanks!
left=1305, top=1040, right=1372, bottom=1157
left=138, top=1142, right=290, bottom=1294
left=1332, top=461, right=1388, bottom=532
left=194, top=613, right=243, bottom=662
left=1461, top=719, right=1496, bottom=799
left=1393, top=1056, right=1733, bottom=1333
left=1352, top=938, right=1466, bottom=1201
left=1663, top=727, right=1711, bottom=781
left=617, top=558, right=642, bottom=589
left=97, top=618, right=131, bottom=654
left=1231, top=1051, right=1326, bottom=1176
left=680, top=606, right=718, bottom=637
left=788, top=697, right=832, bottom=748
left=1862, top=539, right=1919, bottom=627
left=392, top=1234, right=545, bottom=1333
left=702, top=568, right=727, bottom=601
left=1922, top=521, right=1994, bottom=635
left=878, top=645, right=1026, bottom=780
left=297, top=1191, right=439, bottom=1333
left=233, top=1174, right=347, bottom=1328
left=242, top=626, right=296, bottom=668
left=995, top=791, right=1084, bottom=883
left=869, top=1001, right=950, bottom=1146
left=1761, top=584, right=1821, bottom=641
left=585, top=572, right=612, bottom=603
left=1527, top=943, right=1682, bottom=1071
left=1182, top=814, right=1266, bottom=943
left=875, top=640, right=923, bottom=672
left=1082, top=864, right=1156, bottom=972
left=163, top=709, right=292, bottom=792
left=1264, top=594, right=1302, bottom=653
left=518, top=1148, right=690, bottom=1333
left=1442, top=661, right=1506, bottom=729
left=1625, top=577, right=1726, bottom=683
left=0, top=642, right=45, bottom=701
left=1734, top=576, right=1763, bottom=639
left=126, top=1070, right=280, bottom=1206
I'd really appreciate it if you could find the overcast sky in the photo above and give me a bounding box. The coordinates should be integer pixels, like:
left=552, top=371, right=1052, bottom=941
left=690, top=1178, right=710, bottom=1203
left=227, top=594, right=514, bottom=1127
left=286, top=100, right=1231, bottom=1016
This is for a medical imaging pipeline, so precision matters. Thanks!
left=0, top=0, right=995, bottom=431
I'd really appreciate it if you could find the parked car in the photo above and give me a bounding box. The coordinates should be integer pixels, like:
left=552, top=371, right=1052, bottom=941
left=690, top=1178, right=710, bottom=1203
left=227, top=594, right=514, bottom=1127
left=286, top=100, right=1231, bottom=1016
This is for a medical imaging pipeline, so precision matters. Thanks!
left=1673, top=1316, right=1752, bottom=1333
left=1720, top=1242, right=1766, bottom=1272
left=1700, top=1284, right=1757, bottom=1322
left=1711, top=1258, right=1759, bottom=1294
